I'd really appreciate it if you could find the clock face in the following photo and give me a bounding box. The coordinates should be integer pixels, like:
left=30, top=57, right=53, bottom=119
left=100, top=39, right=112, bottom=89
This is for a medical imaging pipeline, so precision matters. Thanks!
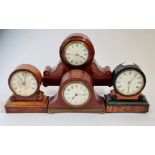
left=62, top=82, right=90, bottom=106
left=115, top=69, right=145, bottom=96
left=64, top=41, right=89, bottom=66
left=10, top=71, right=38, bottom=97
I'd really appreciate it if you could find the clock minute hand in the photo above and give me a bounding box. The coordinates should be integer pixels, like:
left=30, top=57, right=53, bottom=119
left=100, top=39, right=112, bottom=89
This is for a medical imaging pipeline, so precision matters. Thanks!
left=76, top=54, right=85, bottom=60
left=130, top=74, right=137, bottom=83
left=127, top=82, right=130, bottom=94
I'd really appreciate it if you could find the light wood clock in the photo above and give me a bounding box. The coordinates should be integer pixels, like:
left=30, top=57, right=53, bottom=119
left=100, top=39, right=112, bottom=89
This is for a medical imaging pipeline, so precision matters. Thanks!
left=48, top=70, right=105, bottom=113
left=43, top=33, right=112, bottom=86
left=105, top=63, right=149, bottom=113
left=5, top=64, right=49, bottom=113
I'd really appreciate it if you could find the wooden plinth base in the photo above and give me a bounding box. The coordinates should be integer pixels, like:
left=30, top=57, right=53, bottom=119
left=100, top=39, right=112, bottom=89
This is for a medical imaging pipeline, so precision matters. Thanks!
left=5, top=96, right=49, bottom=113
left=105, top=95, right=149, bottom=113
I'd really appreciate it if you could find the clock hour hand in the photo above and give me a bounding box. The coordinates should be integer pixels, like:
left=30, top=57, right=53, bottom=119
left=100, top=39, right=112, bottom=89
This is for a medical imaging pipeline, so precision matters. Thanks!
left=72, top=93, right=78, bottom=100
left=66, top=53, right=85, bottom=60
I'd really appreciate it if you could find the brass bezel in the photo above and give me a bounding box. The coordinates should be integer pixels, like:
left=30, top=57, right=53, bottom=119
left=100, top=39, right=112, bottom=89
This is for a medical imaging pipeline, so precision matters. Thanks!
left=9, top=70, right=39, bottom=97
left=64, top=41, right=89, bottom=66
left=115, top=69, right=145, bottom=96
left=62, top=81, right=91, bottom=107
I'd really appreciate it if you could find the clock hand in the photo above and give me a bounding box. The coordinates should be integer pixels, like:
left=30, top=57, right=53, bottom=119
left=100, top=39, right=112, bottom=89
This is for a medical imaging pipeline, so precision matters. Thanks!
left=17, top=75, right=23, bottom=82
left=66, top=53, right=85, bottom=60
left=72, top=93, right=78, bottom=100
left=127, top=82, right=131, bottom=94
left=76, top=54, right=85, bottom=60
left=130, top=73, right=137, bottom=83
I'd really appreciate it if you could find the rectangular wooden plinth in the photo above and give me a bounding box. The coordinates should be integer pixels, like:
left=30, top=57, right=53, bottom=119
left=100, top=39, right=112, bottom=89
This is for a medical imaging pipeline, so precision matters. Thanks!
left=5, top=97, right=49, bottom=113
left=48, top=109, right=105, bottom=114
left=105, top=95, right=150, bottom=113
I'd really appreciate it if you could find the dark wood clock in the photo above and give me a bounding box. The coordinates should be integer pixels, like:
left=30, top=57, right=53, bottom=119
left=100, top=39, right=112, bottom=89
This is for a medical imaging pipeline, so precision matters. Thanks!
left=105, top=63, right=149, bottom=113
left=43, top=33, right=112, bottom=86
left=48, top=70, right=105, bottom=113
left=5, top=64, right=49, bottom=113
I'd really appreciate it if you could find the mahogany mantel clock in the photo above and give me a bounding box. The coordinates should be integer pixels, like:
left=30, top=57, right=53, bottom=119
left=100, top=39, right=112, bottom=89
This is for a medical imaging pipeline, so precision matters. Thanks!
left=48, top=70, right=105, bottom=113
left=106, top=63, right=149, bottom=113
left=43, top=33, right=112, bottom=86
left=5, top=64, right=49, bottom=113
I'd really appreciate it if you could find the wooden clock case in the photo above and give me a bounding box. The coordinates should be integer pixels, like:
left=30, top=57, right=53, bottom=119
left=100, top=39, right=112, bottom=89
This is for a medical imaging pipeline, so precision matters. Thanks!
left=5, top=64, right=49, bottom=113
left=48, top=70, right=106, bottom=113
left=43, top=33, right=112, bottom=87
left=105, top=90, right=149, bottom=113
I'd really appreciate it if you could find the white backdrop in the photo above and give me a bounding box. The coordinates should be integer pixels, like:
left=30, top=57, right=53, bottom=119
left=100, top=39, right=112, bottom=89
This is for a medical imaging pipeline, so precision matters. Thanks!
left=0, top=29, right=155, bottom=125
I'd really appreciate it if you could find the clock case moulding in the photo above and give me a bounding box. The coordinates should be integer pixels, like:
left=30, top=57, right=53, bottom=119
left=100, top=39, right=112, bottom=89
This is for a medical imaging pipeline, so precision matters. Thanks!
left=43, top=33, right=113, bottom=87
left=48, top=70, right=106, bottom=113
left=5, top=64, right=49, bottom=113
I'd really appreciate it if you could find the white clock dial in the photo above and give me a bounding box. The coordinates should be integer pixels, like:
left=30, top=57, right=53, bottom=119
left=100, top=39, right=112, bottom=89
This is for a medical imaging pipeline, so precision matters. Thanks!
left=10, top=71, right=38, bottom=97
left=63, top=82, right=90, bottom=106
left=115, top=69, right=145, bottom=96
left=64, top=41, right=89, bottom=66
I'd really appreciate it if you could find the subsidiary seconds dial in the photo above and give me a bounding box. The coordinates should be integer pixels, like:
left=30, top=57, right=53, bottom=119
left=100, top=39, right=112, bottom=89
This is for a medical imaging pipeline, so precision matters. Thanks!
left=113, top=63, right=146, bottom=96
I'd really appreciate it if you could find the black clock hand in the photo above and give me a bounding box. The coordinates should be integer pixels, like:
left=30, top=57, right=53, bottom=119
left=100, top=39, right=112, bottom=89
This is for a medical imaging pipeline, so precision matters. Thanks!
left=127, top=82, right=131, bottom=94
left=76, top=54, right=85, bottom=60
left=72, top=93, right=78, bottom=100
left=130, top=73, right=137, bottom=83
left=66, top=53, right=85, bottom=60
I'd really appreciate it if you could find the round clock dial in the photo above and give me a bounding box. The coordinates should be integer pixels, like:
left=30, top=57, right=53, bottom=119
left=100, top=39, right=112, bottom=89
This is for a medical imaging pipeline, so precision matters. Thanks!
left=10, top=71, right=38, bottom=97
left=64, top=41, right=89, bottom=66
left=115, top=69, right=145, bottom=96
left=113, top=63, right=146, bottom=96
left=62, top=82, right=90, bottom=107
left=60, top=33, right=95, bottom=67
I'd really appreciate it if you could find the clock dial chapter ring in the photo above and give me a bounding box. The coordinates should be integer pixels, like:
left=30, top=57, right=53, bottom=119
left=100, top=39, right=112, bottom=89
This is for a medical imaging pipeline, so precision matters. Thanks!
left=113, top=64, right=146, bottom=97
left=62, top=81, right=91, bottom=107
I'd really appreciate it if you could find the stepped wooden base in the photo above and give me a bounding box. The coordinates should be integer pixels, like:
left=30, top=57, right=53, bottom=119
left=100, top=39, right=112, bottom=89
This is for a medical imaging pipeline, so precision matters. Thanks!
left=5, top=96, right=49, bottom=113
left=105, top=95, right=149, bottom=113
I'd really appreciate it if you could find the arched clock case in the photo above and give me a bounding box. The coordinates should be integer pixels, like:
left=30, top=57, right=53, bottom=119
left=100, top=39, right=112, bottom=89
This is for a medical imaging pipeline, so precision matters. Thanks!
left=5, top=64, right=49, bottom=113
left=43, top=33, right=112, bottom=87
left=48, top=70, right=105, bottom=113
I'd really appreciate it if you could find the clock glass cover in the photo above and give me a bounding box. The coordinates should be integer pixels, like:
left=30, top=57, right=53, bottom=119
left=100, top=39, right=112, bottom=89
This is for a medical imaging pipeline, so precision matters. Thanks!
left=115, top=69, right=145, bottom=96
left=63, top=82, right=90, bottom=106
left=64, top=41, right=89, bottom=66
left=10, top=71, right=38, bottom=97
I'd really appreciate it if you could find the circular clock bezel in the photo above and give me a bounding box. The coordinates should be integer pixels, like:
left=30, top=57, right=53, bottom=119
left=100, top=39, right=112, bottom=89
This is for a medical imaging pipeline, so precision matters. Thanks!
left=63, top=41, right=90, bottom=67
left=62, top=81, right=91, bottom=107
left=60, top=33, right=95, bottom=67
left=9, top=65, right=42, bottom=97
left=113, top=66, right=146, bottom=97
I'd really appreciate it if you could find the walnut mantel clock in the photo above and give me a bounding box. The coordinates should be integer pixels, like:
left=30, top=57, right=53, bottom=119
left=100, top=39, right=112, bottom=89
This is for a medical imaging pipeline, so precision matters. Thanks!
left=43, top=33, right=112, bottom=86
left=5, top=64, right=49, bottom=113
left=106, top=63, right=149, bottom=113
left=48, top=70, right=105, bottom=113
